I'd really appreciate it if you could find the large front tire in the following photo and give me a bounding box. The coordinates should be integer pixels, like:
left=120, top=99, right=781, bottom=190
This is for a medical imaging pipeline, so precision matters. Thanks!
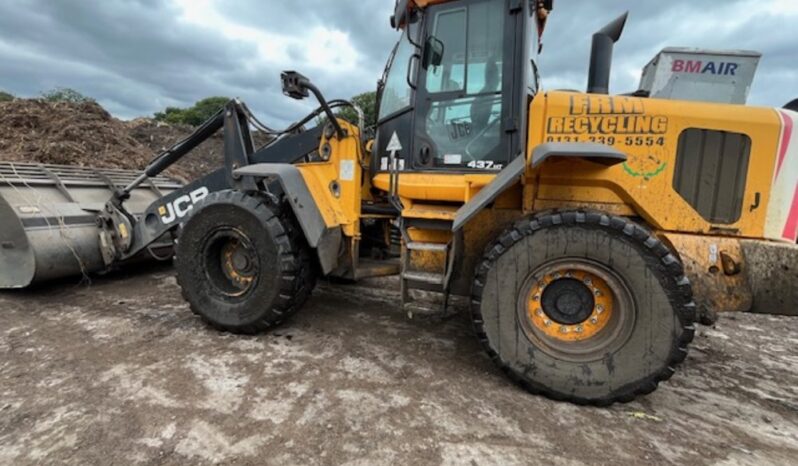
left=175, top=190, right=314, bottom=334
left=472, top=211, right=696, bottom=405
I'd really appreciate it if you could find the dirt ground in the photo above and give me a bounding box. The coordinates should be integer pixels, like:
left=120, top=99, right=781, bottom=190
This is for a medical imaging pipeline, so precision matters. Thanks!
left=0, top=265, right=796, bottom=466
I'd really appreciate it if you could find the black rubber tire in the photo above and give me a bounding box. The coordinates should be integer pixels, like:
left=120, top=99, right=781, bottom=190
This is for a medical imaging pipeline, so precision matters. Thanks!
left=471, top=211, right=696, bottom=406
left=175, top=190, right=315, bottom=334
left=279, top=204, right=317, bottom=311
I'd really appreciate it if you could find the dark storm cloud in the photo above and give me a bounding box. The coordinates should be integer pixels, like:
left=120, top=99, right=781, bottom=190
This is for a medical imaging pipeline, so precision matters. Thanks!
left=540, top=0, right=797, bottom=106
left=212, top=0, right=397, bottom=68
left=0, top=0, right=795, bottom=125
left=0, top=0, right=309, bottom=122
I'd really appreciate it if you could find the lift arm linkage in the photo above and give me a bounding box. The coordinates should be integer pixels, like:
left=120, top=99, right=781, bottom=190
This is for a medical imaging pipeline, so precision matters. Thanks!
left=100, top=99, right=323, bottom=264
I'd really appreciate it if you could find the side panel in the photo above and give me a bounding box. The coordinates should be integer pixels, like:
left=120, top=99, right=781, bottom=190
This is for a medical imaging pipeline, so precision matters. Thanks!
left=528, top=91, right=783, bottom=239
left=764, top=110, right=798, bottom=242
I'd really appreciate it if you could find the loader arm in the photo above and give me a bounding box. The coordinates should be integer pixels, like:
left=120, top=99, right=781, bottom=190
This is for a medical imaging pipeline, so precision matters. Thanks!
left=99, top=100, right=328, bottom=264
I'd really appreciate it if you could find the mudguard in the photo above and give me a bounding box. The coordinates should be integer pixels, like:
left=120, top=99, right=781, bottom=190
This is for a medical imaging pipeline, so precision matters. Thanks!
left=453, top=155, right=526, bottom=232
left=453, top=143, right=627, bottom=232
left=530, top=142, right=627, bottom=168
left=234, top=163, right=342, bottom=275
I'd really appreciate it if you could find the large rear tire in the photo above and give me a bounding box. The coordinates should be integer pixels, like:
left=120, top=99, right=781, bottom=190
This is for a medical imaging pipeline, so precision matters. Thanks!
left=472, top=211, right=696, bottom=405
left=175, top=190, right=315, bottom=334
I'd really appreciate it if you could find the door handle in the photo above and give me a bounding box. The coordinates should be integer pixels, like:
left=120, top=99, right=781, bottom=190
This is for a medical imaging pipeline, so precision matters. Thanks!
left=406, top=53, right=420, bottom=90
left=419, top=144, right=432, bottom=165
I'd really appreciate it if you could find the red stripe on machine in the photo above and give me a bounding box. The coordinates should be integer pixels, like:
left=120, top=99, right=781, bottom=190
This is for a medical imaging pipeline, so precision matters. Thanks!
left=783, top=184, right=798, bottom=241
left=776, top=111, right=793, bottom=178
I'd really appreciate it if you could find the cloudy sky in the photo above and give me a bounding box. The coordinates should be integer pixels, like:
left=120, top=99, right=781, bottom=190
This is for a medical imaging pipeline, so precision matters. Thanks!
left=0, top=0, right=796, bottom=125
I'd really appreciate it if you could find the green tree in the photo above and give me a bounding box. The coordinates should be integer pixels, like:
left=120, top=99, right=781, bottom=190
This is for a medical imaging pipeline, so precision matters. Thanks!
left=317, top=91, right=378, bottom=131
left=0, top=91, right=13, bottom=102
left=41, top=87, right=94, bottom=103
left=154, top=96, right=230, bottom=126
left=338, top=91, right=377, bottom=129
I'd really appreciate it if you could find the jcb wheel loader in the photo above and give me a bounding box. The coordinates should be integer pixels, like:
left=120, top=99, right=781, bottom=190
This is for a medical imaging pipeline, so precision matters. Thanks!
left=2, top=0, right=797, bottom=405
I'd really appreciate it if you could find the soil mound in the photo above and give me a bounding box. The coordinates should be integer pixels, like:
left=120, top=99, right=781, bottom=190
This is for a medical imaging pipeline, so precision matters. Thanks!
left=0, top=99, right=271, bottom=182
left=0, top=99, right=154, bottom=171
left=125, top=118, right=226, bottom=181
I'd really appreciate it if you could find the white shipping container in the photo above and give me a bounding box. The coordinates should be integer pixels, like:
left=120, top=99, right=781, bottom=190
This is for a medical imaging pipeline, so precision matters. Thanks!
left=639, top=47, right=761, bottom=105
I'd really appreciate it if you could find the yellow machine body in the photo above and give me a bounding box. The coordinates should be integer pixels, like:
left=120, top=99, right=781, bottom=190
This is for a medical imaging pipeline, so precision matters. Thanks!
left=530, top=92, right=785, bottom=238
left=163, top=0, right=798, bottom=404
left=323, top=90, right=798, bottom=316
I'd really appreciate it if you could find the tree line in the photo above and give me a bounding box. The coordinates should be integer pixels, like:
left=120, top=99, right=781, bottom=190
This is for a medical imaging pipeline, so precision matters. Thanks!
left=0, top=88, right=378, bottom=129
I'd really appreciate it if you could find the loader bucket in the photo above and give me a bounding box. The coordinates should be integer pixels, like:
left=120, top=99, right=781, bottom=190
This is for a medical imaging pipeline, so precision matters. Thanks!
left=0, top=162, right=182, bottom=288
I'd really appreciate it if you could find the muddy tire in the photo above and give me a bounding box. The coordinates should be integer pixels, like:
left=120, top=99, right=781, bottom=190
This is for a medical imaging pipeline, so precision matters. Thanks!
left=471, top=211, right=696, bottom=405
left=175, top=190, right=315, bottom=334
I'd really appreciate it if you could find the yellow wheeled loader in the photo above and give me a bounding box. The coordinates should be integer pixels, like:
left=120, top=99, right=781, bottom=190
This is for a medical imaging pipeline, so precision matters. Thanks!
left=2, top=0, right=797, bottom=405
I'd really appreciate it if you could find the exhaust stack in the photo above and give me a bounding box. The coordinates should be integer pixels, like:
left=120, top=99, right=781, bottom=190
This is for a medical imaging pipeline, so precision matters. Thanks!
left=587, top=12, right=629, bottom=95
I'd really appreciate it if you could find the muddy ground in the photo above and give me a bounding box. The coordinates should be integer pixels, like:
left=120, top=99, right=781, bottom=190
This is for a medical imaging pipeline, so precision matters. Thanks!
left=0, top=265, right=796, bottom=466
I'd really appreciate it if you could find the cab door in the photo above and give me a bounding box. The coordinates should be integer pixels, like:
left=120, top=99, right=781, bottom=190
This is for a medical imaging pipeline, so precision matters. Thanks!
left=413, top=0, right=527, bottom=172
left=374, top=0, right=529, bottom=177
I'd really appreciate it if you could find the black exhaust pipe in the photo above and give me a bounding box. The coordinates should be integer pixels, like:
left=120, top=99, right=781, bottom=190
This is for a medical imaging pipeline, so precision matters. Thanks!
left=587, top=12, right=629, bottom=95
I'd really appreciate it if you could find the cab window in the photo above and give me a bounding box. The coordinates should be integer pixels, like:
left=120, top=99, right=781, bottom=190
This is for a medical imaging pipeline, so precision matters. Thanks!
left=417, top=0, right=507, bottom=170
left=379, top=35, right=416, bottom=120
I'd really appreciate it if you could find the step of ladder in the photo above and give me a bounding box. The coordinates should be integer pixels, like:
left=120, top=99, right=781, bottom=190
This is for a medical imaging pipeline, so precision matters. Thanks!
left=400, top=237, right=453, bottom=314
left=406, top=241, right=448, bottom=252
left=402, top=271, right=446, bottom=286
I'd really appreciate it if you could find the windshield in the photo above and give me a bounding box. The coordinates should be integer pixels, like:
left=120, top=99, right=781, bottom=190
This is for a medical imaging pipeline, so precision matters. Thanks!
left=378, top=28, right=417, bottom=121
left=529, top=4, right=541, bottom=93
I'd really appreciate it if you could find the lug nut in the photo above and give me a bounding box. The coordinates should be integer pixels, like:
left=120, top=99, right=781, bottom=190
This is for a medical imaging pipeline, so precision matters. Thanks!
left=596, top=305, right=605, bottom=314
left=576, top=326, right=584, bottom=333
left=560, top=326, right=569, bottom=334
left=594, top=290, right=602, bottom=297
left=590, top=317, right=599, bottom=325
left=584, top=278, right=593, bottom=286
left=536, top=309, right=544, bottom=317
left=544, top=320, right=552, bottom=327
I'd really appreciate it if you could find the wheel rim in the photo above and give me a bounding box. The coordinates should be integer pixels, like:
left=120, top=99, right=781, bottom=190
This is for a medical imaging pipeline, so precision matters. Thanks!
left=202, top=228, right=259, bottom=298
left=518, top=258, right=636, bottom=362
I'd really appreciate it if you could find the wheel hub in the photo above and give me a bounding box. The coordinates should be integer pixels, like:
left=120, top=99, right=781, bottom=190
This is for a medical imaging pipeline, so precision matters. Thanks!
left=222, top=240, right=256, bottom=290
left=541, top=278, right=595, bottom=325
left=527, top=268, right=614, bottom=342
left=201, top=228, right=259, bottom=299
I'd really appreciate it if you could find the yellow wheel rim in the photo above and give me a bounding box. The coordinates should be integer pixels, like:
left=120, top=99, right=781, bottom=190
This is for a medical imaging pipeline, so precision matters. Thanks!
left=527, top=269, right=614, bottom=342
left=220, top=237, right=256, bottom=296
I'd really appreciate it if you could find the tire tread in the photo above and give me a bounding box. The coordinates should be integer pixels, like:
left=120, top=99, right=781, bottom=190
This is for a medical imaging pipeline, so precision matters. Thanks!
left=470, top=210, right=696, bottom=406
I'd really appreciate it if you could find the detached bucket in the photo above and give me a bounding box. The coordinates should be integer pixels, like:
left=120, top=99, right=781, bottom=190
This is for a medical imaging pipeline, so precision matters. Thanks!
left=0, top=162, right=181, bottom=288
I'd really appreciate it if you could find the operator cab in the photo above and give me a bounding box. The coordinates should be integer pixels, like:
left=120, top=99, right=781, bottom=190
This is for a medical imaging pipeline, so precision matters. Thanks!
left=374, top=0, right=550, bottom=174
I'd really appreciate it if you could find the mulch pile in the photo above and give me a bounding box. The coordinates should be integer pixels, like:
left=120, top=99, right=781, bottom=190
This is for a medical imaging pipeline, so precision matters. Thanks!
left=125, top=118, right=224, bottom=181
left=0, top=99, right=270, bottom=182
left=0, top=99, right=153, bottom=170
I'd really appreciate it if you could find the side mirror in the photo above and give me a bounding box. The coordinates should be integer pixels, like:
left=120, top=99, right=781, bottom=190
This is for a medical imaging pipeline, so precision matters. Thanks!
left=534, top=0, right=553, bottom=47
left=281, top=71, right=310, bottom=100
left=423, top=37, right=445, bottom=69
